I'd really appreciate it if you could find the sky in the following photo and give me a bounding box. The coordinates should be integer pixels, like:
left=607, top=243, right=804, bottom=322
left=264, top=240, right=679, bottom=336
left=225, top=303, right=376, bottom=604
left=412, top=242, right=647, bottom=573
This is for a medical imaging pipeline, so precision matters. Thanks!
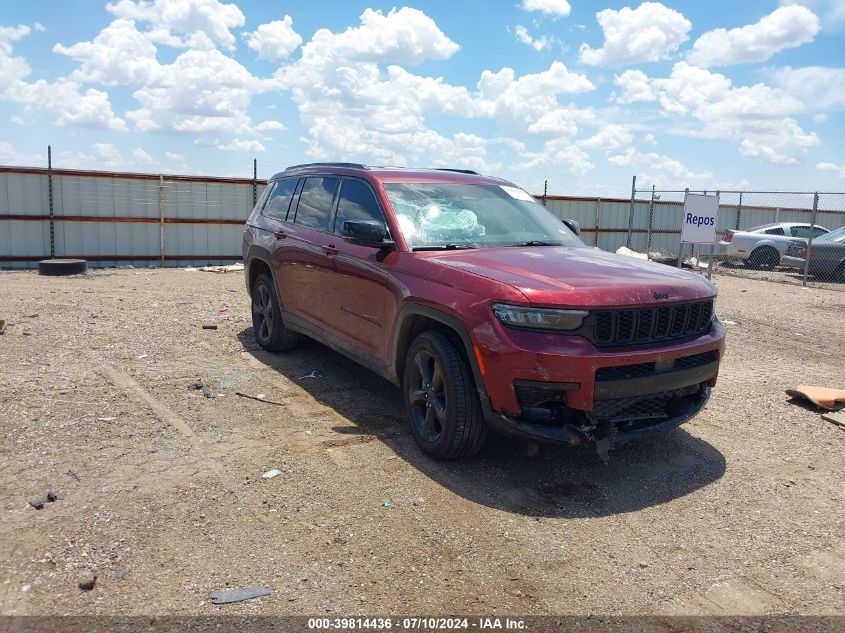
left=1, top=0, right=844, bottom=196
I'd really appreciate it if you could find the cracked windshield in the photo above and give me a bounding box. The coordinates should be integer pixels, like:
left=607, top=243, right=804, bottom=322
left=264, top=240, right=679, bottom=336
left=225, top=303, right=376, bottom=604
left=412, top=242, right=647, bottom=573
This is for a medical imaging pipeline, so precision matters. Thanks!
left=383, top=183, right=584, bottom=250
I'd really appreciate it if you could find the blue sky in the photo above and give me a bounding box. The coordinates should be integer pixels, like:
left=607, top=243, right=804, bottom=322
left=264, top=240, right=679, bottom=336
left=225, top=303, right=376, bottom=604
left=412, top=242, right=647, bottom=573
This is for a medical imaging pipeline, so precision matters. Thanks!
left=1, top=0, right=843, bottom=196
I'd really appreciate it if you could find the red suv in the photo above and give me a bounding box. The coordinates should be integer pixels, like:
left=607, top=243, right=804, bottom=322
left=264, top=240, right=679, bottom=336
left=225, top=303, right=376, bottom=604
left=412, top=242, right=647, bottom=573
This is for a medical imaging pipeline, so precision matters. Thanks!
left=243, top=163, right=726, bottom=460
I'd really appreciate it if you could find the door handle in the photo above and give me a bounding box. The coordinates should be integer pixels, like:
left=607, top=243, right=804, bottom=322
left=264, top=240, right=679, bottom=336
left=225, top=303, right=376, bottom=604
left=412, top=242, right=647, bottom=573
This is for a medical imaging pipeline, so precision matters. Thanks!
left=273, top=231, right=287, bottom=240
left=323, top=244, right=339, bottom=257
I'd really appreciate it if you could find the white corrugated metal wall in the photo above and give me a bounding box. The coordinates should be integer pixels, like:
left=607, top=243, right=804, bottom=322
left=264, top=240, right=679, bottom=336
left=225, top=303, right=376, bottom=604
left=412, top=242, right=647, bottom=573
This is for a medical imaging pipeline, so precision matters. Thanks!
left=2, top=166, right=843, bottom=268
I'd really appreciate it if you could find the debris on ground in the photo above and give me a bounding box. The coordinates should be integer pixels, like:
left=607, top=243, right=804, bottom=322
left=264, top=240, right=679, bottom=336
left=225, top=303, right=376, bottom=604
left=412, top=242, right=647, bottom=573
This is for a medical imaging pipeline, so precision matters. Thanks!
left=785, top=385, right=845, bottom=411
left=722, top=320, right=737, bottom=326
left=382, top=501, right=392, bottom=508
left=29, top=491, right=58, bottom=510
left=821, top=410, right=845, bottom=429
left=183, top=267, right=198, bottom=272
left=211, top=586, right=270, bottom=605
left=200, top=263, right=244, bottom=274
left=78, top=576, right=97, bottom=591
left=66, top=470, right=80, bottom=482
left=202, top=325, right=218, bottom=330
left=300, top=371, right=319, bottom=379
left=615, top=246, right=648, bottom=260
left=97, top=417, right=116, bottom=422
left=235, top=392, right=285, bottom=406
left=190, top=382, right=213, bottom=399
left=0, top=319, right=5, bottom=334
left=218, top=305, right=229, bottom=313
left=261, top=469, right=282, bottom=479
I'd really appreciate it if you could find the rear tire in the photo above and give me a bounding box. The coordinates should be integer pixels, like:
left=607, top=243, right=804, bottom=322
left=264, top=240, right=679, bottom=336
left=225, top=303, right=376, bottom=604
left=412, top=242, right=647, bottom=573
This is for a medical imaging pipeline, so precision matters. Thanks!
left=403, top=331, right=488, bottom=459
left=251, top=273, right=299, bottom=352
left=746, top=246, right=779, bottom=271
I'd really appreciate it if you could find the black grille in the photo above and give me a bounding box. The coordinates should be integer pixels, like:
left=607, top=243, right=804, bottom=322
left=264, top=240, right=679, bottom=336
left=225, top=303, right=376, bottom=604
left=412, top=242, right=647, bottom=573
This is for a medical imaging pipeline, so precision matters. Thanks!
left=595, top=351, right=717, bottom=382
left=592, top=300, right=713, bottom=347
left=592, top=384, right=702, bottom=424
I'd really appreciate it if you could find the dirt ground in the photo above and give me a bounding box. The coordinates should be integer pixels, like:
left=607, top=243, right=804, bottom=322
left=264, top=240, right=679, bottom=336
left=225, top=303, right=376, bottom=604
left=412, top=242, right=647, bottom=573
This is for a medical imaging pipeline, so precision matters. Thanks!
left=0, top=266, right=843, bottom=618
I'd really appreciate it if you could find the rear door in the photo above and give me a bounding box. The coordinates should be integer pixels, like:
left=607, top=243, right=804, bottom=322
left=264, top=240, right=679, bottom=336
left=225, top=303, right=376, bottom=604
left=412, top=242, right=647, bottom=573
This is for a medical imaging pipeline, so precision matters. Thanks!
left=277, top=176, right=341, bottom=326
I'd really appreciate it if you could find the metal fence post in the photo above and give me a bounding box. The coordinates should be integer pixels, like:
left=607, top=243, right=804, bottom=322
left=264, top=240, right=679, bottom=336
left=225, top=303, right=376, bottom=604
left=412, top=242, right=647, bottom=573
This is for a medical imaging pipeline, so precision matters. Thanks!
left=159, top=175, right=165, bottom=268
left=542, top=180, right=548, bottom=207
left=252, top=158, right=258, bottom=206
left=47, top=145, right=55, bottom=259
left=735, top=192, right=742, bottom=230
left=626, top=175, right=636, bottom=248
left=802, top=192, right=819, bottom=287
left=677, top=187, right=688, bottom=268
left=594, top=198, right=601, bottom=247
left=707, top=190, right=720, bottom=281
left=646, top=184, right=655, bottom=256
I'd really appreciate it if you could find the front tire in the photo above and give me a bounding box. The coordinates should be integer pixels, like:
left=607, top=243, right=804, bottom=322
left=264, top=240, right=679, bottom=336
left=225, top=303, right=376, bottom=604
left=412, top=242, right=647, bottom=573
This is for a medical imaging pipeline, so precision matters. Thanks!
left=251, top=273, right=299, bottom=352
left=403, top=331, right=488, bottom=459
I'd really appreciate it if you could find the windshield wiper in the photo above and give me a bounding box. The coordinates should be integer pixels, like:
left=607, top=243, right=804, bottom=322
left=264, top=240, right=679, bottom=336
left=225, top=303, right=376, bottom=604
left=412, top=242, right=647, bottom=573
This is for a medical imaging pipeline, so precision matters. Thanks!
left=412, top=243, right=478, bottom=251
left=507, top=240, right=562, bottom=247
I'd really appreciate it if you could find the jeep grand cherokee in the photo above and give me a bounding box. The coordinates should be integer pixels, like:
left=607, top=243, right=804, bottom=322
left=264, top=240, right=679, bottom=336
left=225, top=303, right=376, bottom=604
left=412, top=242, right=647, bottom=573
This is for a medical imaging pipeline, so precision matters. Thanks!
left=243, top=163, right=726, bottom=460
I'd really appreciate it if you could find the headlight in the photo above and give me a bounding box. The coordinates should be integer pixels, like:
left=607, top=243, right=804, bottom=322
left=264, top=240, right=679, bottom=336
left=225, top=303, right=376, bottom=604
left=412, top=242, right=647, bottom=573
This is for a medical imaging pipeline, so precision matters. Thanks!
left=492, top=303, right=588, bottom=331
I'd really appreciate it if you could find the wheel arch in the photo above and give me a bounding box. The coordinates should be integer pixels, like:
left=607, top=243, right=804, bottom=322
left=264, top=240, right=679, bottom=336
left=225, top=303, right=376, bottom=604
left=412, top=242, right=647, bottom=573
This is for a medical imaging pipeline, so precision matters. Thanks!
left=245, top=246, right=277, bottom=294
left=391, top=304, right=486, bottom=396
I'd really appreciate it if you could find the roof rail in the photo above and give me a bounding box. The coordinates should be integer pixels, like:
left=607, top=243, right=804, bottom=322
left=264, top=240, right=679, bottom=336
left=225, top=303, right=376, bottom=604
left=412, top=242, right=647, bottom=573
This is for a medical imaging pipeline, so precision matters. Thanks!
left=284, top=162, right=368, bottom=171
left=432, top=168, right=480, bottom=175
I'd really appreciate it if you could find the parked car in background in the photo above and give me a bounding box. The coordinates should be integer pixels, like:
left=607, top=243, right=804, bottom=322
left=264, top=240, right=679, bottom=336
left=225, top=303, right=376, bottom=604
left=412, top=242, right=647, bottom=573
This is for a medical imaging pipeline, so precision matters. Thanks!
left=782, top=226, right=845, bottom=282
left=243, top=162, right=725, bottom=461
left=718, top=222, right=829, bottom=270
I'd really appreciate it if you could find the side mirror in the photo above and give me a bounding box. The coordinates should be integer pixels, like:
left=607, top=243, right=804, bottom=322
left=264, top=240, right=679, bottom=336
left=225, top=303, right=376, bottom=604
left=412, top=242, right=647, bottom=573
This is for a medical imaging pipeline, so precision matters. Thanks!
left=562, top=218, right=581, bottom=236
left=340, top=219, right=390, bottom=247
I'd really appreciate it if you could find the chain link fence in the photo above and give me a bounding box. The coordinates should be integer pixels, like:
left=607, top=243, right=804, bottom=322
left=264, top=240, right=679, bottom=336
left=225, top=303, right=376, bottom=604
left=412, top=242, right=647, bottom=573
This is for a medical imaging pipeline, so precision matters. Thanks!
left=625, top=185, right=845, bottom=289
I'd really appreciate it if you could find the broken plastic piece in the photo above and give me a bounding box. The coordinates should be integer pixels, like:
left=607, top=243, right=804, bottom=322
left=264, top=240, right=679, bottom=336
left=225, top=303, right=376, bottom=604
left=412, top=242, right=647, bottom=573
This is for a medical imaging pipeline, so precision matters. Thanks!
left=786, top=385, right=845, bottom=411
left=211, top=586, right=271, bottom=604
left=262, top=469, right=282, bottom=479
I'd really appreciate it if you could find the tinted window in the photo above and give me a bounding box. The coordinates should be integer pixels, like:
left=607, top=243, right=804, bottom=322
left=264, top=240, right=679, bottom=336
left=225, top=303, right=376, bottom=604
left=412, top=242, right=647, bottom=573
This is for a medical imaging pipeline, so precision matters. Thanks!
left=293, top=177, right=340, bottom=231
left=811, top=226, right=828, bottom=238
left=764, top=227, right=785, bottom=235
left=263, top=178, right=298, bottom=221
left=334, top=179, right=385, bottom=234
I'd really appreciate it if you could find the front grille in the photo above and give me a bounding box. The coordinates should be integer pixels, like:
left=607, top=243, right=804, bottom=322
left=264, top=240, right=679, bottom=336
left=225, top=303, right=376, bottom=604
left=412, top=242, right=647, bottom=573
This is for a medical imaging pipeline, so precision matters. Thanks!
left=595, top=350, right=717, bottom=382
left=592, top=384, right=703, bottom=425
left=592, top=300, right=713, bottom=347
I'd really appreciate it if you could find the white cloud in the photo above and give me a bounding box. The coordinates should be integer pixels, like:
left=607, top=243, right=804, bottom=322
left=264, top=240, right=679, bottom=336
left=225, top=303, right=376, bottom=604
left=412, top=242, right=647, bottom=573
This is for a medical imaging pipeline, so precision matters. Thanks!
left=57, top=143, right=125, bottom=170
left=613, top=62, right=817, bottom=165
left=255, top=120, right=285, bottom=132
left=0, top=139, right=14, bottom=162
left=687, top=6, right=820, bottom=67
left=780, top=0, right=845, bottom=27
left=132, top=147, right=156, bottom=164
left=215, top=138, right=266, bottom=152
left=515, top=138, right=595, bottom=176
left=106, top=0, right=245, bottom=50
left=126, top=48, right=267, bottom=134
left=579, top=2, right=691, bottom=67
left=816, top=161, right=845, bottom=177
left=578, top=125, right=635, bottom=152
left=520, top=0, right=571, bottom=17
left=513, top=25, right=554, bottom=51
left=244, top=16, right=302, bottom=61
left=773, top=66, right=845, bottom=110
left=53, top=19, right=159, bottom=86
left=613, top=69, right=656, bottom=103
left=607, top=147, right=713, bottom=184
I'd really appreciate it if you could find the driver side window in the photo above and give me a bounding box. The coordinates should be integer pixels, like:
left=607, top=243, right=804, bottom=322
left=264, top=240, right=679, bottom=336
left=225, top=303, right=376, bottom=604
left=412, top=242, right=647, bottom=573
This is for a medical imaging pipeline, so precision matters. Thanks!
left=333, top=179, right=386, bottom=234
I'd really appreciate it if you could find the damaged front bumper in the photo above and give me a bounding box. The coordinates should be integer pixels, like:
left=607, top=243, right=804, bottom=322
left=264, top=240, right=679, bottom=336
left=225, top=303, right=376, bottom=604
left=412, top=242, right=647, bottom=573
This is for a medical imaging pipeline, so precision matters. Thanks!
left=479, top=361, right=716, bottom=460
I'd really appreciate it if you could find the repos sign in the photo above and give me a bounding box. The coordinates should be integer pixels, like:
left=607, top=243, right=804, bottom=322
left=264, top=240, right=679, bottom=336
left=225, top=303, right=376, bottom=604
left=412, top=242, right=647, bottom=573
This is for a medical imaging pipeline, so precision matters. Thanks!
left=681, top=193, right=719, bottom=244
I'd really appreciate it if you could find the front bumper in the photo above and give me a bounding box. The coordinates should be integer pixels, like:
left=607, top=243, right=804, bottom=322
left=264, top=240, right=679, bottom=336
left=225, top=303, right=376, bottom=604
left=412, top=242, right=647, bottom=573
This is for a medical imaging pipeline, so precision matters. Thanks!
left=473, top=319, right=725, bottom=448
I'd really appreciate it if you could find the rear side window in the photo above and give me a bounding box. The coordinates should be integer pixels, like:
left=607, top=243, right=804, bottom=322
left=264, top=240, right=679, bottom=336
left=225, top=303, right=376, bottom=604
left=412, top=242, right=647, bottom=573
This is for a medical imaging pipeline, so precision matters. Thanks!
left=263, top=178, right=298, bottom=221
left=764, top=227, right=785, bottom=235
left=791, top=226, right=811, bottom=238
left=334, top=179, right=386, bottom=234
left=293, top=177, right=340, bottom=231
left=811, top=226, right=828, bottom=238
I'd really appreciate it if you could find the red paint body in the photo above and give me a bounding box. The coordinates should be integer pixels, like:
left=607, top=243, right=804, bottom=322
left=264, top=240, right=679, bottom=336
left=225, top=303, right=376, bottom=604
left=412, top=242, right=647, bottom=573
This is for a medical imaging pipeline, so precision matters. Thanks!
left=244, top=165, right=726, bottom=443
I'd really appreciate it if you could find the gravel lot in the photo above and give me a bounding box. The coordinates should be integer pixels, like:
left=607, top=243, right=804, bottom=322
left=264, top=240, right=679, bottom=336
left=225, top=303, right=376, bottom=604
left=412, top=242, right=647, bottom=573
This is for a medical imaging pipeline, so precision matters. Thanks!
left=0, top=267, right=843, bottom=617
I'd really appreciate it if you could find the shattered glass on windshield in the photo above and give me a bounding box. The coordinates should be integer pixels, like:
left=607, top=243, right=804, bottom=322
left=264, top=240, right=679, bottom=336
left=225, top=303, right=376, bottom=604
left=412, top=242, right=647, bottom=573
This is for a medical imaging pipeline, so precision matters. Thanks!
left=383, top=183, right=584, bottom=250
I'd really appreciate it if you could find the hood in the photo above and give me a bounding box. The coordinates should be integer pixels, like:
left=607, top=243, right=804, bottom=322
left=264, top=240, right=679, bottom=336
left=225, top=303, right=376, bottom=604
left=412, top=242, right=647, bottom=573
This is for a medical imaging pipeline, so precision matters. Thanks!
left=426, top=245, right=716, bottom=308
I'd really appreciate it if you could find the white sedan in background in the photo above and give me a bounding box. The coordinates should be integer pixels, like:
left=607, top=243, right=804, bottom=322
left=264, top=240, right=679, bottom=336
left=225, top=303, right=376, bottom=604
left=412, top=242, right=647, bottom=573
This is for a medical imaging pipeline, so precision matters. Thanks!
left=718, top=222, right=829, bottom=270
